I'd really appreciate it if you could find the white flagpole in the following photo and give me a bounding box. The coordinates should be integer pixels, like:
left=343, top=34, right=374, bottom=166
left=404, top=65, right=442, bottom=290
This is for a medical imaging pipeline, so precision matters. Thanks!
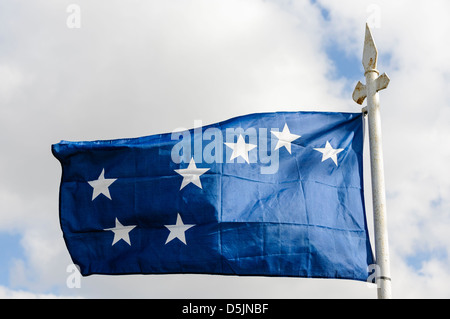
left=353, top=24, right=392, bottom=299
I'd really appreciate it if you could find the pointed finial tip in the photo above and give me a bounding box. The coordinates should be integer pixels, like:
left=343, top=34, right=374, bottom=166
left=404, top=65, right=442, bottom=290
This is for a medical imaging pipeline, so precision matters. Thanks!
left=362, top=23, right=378, bottom=71
left=365, top=23, right=374, bottom=39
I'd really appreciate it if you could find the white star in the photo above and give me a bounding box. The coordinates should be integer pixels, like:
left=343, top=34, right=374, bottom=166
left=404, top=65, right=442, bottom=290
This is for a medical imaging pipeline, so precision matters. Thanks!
left=314, top=141, right=345, bottom=166
left=271, top=123, right=301, bottom=154
left=104, top=218, right=136, bottom=246
left=224, top=134, right=257, bottom=164
left=165, top=213, right=195, bottom=245
left=88, top=168, right=117, bottom=200
left=174, top=158, right=210, bottom=190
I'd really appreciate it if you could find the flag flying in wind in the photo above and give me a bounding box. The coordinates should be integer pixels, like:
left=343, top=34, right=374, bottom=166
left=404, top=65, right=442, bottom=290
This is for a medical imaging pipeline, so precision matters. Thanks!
left=52, top=111, right=374, bottom=281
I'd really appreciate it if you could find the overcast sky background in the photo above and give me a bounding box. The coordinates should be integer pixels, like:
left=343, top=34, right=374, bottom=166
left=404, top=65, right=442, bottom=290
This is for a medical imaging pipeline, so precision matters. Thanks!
left=1, top=0, right=450, bottom=298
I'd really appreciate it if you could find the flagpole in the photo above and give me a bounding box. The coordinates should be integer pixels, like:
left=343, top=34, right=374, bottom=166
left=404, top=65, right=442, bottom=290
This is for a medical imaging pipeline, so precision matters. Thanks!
left=353, top=24, right=392, bottom=299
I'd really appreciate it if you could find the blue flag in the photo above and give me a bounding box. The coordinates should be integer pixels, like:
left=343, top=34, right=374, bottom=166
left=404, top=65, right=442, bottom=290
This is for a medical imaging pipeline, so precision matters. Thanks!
left=52, top=111, right=374, bottom=281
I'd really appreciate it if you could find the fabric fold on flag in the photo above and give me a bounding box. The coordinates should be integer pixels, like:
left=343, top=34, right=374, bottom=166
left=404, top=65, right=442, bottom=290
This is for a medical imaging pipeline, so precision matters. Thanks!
left=52, top=111, right=374, bottom=282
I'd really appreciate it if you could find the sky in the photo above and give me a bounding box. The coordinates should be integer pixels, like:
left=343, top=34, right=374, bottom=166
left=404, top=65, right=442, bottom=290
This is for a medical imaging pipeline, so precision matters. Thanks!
left=0, top=0, right=450, bottom=299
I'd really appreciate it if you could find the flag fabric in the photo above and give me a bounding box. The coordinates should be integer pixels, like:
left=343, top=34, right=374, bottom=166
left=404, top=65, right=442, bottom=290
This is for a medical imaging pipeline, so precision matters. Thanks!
left=52, top=111, right=374, bottom=281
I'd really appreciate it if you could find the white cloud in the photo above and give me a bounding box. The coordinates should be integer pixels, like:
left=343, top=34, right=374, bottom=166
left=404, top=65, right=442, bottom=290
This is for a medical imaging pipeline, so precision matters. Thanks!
left=0, top=285, right=81, bottom=299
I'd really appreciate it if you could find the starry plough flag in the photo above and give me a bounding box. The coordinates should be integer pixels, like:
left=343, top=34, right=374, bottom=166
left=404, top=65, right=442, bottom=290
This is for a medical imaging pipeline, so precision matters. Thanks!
left=52, top=111, right=374, bottom=281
